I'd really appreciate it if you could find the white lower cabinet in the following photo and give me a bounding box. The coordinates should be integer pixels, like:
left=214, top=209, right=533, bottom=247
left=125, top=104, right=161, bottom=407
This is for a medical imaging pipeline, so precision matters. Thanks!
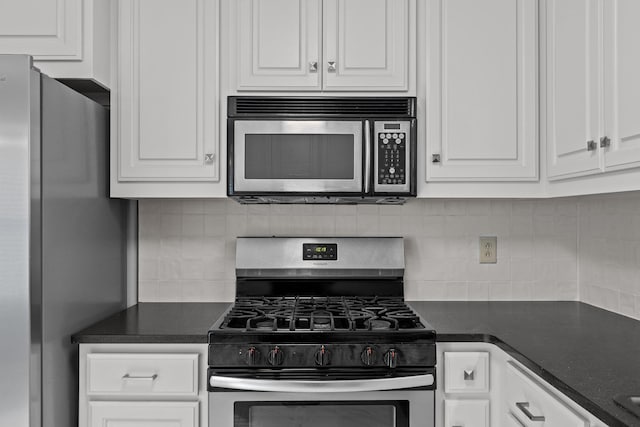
left=444, top=352, right=490, bottom=394
left=79, top=344, right=208, bottom=427
left=444, top=399, right=490, bottom=427
left=506, top=412, right=526, bottom=426
left=505, top=361, right=589, bottom=427
left=90, top=401, right=198, bottom=427
left=436, top=343, right=607, bottom=427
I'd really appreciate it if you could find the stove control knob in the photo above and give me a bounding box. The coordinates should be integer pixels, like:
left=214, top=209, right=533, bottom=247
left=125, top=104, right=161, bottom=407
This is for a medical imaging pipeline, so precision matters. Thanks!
left=314, top=345, right=331, bottom=366
left=361, top=346, right=377, bottom=366
left=245, top=346, right=260, bottom=365
left=384, top=349, right=398, bottom=369
left=267, top=346, right=284, bottom=366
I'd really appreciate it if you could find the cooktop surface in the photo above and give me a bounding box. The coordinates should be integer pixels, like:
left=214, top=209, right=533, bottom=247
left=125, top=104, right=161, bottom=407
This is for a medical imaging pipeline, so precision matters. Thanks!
left=214, top=296, right=429, bottom=333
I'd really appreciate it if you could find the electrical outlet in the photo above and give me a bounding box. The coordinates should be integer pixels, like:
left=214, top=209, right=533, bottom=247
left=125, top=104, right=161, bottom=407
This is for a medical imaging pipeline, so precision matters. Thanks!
left=479, top=236, right=497, bottom=264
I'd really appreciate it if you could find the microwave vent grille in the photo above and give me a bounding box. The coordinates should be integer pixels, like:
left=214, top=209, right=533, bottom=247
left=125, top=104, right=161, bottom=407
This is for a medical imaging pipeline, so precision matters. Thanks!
left=229, top=97, right=416, bottom=117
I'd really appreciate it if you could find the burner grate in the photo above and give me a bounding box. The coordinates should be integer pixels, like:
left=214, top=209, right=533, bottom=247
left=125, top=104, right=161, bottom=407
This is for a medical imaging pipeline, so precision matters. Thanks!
left=220, top=296, right=425, bottom=332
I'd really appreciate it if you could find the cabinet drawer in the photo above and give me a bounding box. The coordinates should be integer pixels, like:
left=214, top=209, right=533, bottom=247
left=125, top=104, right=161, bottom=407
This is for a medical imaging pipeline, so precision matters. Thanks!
left=444, top=399, right=490, bottom=427
left=89, top=401, right=199, bottom=427
left=86, top=353, right=199, bottom=397
left=505, top=362, right=588, bottom=427
left=444, top=352, right=489, bottom=393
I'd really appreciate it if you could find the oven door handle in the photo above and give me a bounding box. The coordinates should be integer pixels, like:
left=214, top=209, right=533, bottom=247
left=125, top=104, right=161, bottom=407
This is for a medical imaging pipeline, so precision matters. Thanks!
left=209, top=373, right=434, bottom=393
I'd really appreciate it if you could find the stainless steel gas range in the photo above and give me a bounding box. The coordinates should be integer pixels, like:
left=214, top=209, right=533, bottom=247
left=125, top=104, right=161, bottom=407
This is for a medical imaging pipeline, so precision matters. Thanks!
left=208, top=237, right=436, bottom=427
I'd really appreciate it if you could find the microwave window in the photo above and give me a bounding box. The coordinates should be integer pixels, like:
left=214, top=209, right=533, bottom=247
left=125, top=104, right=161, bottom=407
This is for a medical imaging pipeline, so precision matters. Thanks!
left=235, top=401, right=408, bottom=427
left=244, top=134, right=355, bottom=180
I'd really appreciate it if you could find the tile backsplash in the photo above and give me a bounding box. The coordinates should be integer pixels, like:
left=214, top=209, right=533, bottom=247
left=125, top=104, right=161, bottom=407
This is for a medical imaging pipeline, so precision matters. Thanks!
left=578, top=193, right=640, bottom=320
left=138, top=199, right=579, bottom=304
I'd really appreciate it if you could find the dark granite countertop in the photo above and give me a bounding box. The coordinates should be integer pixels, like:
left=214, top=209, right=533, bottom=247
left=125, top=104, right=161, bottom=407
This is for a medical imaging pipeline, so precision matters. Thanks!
left=71, top=302, right=230, bottom=344
left=72, top=301, right=640, bottom=426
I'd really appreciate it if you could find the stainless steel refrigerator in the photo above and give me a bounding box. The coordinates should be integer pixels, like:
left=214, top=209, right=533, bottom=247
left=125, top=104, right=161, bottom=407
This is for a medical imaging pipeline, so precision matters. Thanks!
left=0, top=55, right=127, bottom=427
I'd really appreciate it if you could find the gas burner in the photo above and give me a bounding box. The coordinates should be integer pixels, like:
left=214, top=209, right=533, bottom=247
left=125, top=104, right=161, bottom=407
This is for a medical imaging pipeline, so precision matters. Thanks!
left=219, top=296, right=425, bottom=332
left=368, top=319, right=393, bottom=330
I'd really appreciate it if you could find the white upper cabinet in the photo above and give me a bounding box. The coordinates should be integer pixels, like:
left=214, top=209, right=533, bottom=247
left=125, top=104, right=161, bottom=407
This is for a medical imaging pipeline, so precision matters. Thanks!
left=323, top=0, right=409, bottom=91
left=112, top=0, right=220, bottom=196
left=0, top=0, right=110, bottom=87
left=425, top=0, right=538, bottom=181
left=237, top=0, right=322, bottom=90
left=233, top=0, right=413, bottom=92
left=545, top=0, right=602, bottom=179
left=547, top=0, right=640, bottom=180
left=602, top=0, right=640, bottom=171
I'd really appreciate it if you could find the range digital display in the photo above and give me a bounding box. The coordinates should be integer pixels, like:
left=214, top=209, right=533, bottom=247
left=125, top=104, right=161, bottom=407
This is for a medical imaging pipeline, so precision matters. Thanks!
left=303, top=243, right=338, bottom=261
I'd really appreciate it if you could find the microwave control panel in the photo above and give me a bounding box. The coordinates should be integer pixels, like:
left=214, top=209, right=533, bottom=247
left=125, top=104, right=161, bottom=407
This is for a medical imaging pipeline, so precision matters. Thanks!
left=374, top=121, right=411, bottom=194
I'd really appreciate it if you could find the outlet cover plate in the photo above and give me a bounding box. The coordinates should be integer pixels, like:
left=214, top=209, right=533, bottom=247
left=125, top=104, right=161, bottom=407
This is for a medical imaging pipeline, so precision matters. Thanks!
left=479, top=236, right=497, bottom=264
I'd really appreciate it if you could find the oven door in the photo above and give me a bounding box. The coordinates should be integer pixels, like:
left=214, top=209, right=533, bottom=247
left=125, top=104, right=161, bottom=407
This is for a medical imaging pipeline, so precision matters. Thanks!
left=232, top=120, right=366, bottom=193
left=209, top=374, right=434, bottom=427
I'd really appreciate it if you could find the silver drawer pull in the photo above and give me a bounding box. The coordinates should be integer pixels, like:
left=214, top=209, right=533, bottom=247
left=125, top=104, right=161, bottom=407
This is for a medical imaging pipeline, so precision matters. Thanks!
left=516, top=402, right=545, bottom=422
left=328, top=61, right=337, bottom=72
left=463, top=369, right=475, bottom=380
left=122, top=374, right=158, bottom=381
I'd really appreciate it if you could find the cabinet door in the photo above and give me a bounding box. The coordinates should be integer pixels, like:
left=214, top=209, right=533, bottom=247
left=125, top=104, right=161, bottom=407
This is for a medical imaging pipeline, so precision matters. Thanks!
left=546, top=0, right=602, bottom=179
left=425, top=0, right=538, bottom=181
left=505, top=362, right=589, bottom=427
left=236, top=0, right=322, bottom=90
left=0, top=0, right=81, bottom=59
left=444, top=400, right=490, bottom=427
left=603, top=0, right=640, bottom=171
left=89, top=401, right=198, bottom=427
left=506, top=412, right=526, bottom=426
left=115, top=0, right=218, bottom=181
left=323, top=0, right=410, bottom=91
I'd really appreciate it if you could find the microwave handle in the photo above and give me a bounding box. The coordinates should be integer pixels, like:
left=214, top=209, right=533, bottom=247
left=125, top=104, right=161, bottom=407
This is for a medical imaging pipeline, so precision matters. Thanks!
left=364, top=120, right=371, bottom=194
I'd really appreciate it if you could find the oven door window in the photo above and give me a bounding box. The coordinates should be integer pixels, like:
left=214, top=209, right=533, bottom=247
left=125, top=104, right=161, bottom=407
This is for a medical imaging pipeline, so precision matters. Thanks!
left=234, top=401, right=408, bottom=427
left=233, top=121, right=363, bottom=193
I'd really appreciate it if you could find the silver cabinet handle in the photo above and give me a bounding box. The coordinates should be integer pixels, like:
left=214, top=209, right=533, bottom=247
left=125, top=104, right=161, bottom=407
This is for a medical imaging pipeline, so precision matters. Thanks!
left=210, top=374, right=434, bottom=393
left=122, top=374, right=158, bottom=381
left=587, top=140, right=597, bottom=151
left=463, top=369, right=475, bottom=380
left=205, top=153, right=215, bottom=163
left=516, top=402, right=545, bottom=422
left=432, top=154, right=441, bottom=163
left=600, top=136, right=611, bottom=148
left=364, top=120, right=371, bottom=194
left=309, top=62, right=318, bottom=72
left=328, top=61, right=337, bottom=72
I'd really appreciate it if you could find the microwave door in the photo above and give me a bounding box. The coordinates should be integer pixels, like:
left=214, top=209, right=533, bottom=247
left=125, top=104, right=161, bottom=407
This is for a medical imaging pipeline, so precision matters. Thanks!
left=233, top=121, right=363, bottom=193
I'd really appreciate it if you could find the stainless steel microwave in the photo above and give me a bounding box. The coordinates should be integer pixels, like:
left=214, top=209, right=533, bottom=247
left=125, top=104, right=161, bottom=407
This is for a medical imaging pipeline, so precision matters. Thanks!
left=227, top=97, right=417, bottom=204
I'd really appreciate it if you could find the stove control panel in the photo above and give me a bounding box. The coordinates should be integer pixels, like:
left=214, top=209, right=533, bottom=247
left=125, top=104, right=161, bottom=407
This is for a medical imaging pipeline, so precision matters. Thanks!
left=209, top=343, right=435, bottom=368
left=303, top=243, right=337, bottom=261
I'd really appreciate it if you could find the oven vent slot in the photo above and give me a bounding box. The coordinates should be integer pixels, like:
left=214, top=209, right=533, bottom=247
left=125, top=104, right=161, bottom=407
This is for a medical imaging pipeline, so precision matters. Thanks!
left=228, top=97, right=416, bottom=117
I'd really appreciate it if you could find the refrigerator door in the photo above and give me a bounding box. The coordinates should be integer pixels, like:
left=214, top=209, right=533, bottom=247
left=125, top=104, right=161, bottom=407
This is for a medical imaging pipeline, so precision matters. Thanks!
left=0, top=54, right=41, bottom=427
left=40, top=76, right=127, bottom=427
left=0, top=54, right=127, bottom=427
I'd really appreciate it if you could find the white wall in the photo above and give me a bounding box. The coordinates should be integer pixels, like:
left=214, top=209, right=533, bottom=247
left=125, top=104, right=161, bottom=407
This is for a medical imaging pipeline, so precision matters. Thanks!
left=138, top=198, right=579, bottom=303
